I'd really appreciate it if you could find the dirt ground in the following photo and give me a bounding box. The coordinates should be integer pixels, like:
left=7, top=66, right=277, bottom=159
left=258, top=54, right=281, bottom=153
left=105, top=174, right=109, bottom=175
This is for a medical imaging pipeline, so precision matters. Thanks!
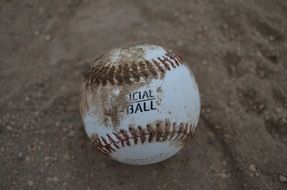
left=1, top=0, right=287, bottom=189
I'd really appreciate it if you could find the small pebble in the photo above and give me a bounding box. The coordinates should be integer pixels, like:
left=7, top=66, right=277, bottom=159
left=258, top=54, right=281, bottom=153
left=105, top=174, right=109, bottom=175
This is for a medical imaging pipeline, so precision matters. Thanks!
left=25, top=156, right=30, bottom=162
left=34, top=30, right=40, bottom=35
left=63, top=153, right=69, bottom=158
left=53, top=176, right=59, bottom=182
left=28, top=180, right=33, bottom=186
left=18, top=152, right=23, bottom=157
left=22, top=124, right=27, bottom=130
left=279, top=175, right=287, bottom=183
left=218, top=172, right=230, bottom=178
left=67, top=130, right=75, bottom=137
left=45, top=35, right=51, bottom=41
left=6, top=126, right=12, bottom=131
left=249, top=164, right=256, bottom=172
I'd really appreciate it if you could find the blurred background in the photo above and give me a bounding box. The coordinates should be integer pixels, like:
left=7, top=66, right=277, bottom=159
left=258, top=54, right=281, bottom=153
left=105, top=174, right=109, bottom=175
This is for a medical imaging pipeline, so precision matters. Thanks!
left=0, top=0, right=287, bottom=189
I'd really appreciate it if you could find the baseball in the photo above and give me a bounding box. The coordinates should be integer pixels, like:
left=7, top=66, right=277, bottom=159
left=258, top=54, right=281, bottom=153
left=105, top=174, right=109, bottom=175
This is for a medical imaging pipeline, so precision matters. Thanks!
left=80, top=44, right=200, bottom=165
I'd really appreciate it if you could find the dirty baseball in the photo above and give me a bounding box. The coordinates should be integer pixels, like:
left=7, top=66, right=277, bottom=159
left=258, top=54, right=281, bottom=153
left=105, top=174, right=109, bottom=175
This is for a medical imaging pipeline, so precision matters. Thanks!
left=80, top=44, right=201, bottom=165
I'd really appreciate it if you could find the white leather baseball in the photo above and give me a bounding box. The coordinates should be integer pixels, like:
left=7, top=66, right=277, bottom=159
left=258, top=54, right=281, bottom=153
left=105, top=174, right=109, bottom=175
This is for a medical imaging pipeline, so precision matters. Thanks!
left=80, top=44, right=200, bottom=165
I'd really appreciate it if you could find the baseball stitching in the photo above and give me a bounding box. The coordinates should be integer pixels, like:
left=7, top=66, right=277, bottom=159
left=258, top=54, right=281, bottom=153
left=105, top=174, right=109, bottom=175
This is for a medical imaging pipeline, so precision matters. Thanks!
left=83, top=51, right=183, bottom=86
left=91, top=121, right=196, bottom=155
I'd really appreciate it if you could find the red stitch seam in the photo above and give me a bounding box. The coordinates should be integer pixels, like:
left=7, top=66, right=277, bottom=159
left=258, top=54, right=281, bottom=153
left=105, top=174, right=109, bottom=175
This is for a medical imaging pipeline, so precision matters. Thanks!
left=84, top=52, right=183, bottom=86
left=91, top=122, right=195, bottom=154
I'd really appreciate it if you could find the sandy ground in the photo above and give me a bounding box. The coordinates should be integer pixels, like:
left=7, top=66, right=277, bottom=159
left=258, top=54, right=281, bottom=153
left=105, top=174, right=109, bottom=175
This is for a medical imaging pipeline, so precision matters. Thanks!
left=1, top=0, right=287, bottom=189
